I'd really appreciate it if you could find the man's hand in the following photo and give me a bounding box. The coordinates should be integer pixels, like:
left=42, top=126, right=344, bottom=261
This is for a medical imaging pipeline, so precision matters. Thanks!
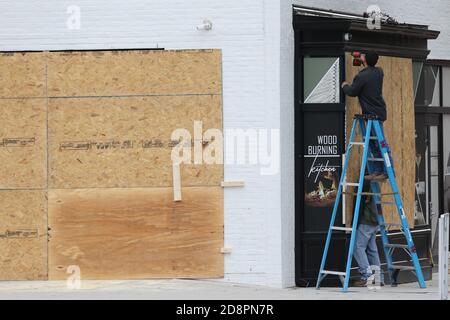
left=341, top=81, right=349, bottom=88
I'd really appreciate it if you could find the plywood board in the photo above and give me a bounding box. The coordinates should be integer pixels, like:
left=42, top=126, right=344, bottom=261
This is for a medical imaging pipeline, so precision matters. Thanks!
left=345, top=53, right=415, bottom=228
left=48, top=95, right=223, bottom=188
left=48, top=187, right=223, bottom=280
left=0, top=98, right=47, bottom=189
left=0, top=49, right=224, bottom=281
left=0, top=52, right=46, bottom=98
left=0, top=190, right=47, bottom=280
left=46, top=50, right=222, bottom=97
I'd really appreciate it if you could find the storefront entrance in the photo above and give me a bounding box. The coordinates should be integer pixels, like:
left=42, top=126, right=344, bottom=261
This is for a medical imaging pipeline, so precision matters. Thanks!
left=293, top=5, right=440, bottom=286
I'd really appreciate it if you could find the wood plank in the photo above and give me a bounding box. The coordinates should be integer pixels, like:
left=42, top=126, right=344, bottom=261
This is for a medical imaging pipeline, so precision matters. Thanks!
left=0, top=99, right=47, bottom=189
left=46, top=49, right=222, bottom=97
left=345, top=54, right=415, bottom=228
left=0, top=190, right=47, bottom=280
left=0, top=52, right=46, bottom=98
left=48, top=95, right=223, bottom=188
left=48, top=187, right=223, bottom=280
left=0, top=49, right=224, bottom=281
left=379, top=56, right=397, bottom=225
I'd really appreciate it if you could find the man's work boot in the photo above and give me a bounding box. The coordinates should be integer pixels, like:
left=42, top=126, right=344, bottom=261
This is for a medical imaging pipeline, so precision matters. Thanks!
left=352, top=278, right=368, bottom=287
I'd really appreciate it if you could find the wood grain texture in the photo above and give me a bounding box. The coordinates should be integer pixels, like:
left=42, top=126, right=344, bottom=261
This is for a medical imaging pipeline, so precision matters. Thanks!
left=0, top=99, right=47, bottom=189
left=345, top=54, right=415, bottom=228
left=0, top=52, right=46, bottom=98
left=48, top=95, right=223, bottom=188
left=0, top=49, right=224, bottom=280
left=46, top=50, right=222, bottom=97
left=48, top=187, right=223, bottom=280
left=0, top=190, right=47, bottom=280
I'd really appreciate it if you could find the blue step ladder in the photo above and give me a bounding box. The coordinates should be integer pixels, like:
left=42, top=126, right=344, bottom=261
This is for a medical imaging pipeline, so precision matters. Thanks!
left=316, top=114, right=427, bottom=292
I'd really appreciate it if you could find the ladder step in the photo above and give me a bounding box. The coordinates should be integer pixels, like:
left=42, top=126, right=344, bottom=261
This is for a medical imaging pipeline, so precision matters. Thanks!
left=331, top=226, right=353, bottom=232
left=391, top=265, right=416, bottom=271
left=350, top=142, right=365, bottom=146
left=342, top=182, right=359, bottom=187
left=321, top=270, right=346, bottom=276
left=343, top=192, right=398, bottom=197
left=368, top=157, right=384, bottom=162
left=385, top=244, right=410, bottom=249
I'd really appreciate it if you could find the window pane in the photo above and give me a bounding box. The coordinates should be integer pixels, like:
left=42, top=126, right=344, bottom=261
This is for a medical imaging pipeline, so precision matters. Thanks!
left=443, top=67, right=450, bottom=107
left=412, top=61, right=423, bottom=98
left=415, top=64, right=440, bottom=106
left=303, top=57, right=339, bottom=103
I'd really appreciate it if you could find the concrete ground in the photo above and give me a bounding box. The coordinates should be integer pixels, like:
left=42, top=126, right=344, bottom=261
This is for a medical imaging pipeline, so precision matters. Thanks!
left=0, top=273, right=447, bottom=300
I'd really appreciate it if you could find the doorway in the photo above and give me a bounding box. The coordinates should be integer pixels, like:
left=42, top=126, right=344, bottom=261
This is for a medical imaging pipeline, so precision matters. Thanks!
left=295, top=54, right=346, bottom=286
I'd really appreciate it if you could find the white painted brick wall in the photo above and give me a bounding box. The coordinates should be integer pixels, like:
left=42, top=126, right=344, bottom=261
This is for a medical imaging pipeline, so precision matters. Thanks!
left=0, top=0, right=287, bottom=287
left=0, top=0, right=448, bottom=288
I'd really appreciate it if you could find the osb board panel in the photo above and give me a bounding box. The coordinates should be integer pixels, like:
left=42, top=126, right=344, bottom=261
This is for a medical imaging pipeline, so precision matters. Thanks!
left=0, top=99, right=47, bottom=189
left=48, top=95, right=223, bottom=188
left=345, top=53, right=415, bottom=228
left=46, top=50, right=222, bottom=97
left=0, top=190, right=47, bottom=280
left=48, top=187, right=223, bottom=280
left=0, top=52, right=46, bottom=98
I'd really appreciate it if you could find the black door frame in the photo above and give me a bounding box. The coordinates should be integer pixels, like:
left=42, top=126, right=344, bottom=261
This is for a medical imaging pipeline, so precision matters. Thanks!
left=293, top=8, right=440, bottom=287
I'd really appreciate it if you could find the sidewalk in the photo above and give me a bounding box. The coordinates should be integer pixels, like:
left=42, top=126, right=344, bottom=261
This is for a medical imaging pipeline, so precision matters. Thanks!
left=0, top=273, right=447, bottom=300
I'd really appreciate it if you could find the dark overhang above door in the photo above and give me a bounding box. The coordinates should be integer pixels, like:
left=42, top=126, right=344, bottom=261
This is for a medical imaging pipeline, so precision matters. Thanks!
left=293, top=5, right=440, bottom=60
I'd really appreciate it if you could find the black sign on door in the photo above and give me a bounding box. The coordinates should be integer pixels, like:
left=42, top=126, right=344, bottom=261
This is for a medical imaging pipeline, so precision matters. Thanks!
left=302, top=111, right=344, bottom=231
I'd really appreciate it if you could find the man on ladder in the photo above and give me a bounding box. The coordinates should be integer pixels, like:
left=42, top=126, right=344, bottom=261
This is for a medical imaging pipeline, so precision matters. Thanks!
left=316, top=50, right=427, bottom=291
left=342, top=51, right=393, bottom=181
left=343, top=51, right=390, bottom=287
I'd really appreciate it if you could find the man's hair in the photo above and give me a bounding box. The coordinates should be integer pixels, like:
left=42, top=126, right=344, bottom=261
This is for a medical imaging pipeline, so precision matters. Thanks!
left=365, top=51, right=379, bottom=67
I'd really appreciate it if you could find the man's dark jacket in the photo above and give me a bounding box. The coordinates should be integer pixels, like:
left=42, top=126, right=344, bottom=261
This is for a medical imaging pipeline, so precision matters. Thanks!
left=343, top=66, right=387, bottom=121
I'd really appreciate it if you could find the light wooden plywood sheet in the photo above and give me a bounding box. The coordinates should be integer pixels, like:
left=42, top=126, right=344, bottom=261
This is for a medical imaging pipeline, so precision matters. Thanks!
left=0, top=49, right=224, bottom=281
left=48, top=187, right=223, bottom=280
left=48, top=95, right=223, bottom=188
left=345, top=54, right=415, bottom=228
left=46, top=50, right=222, bottom=97
left=0, top=190, right=47, bottom=280
left=0, top=52, right=46, bottom=98
left=0, top=98, right=47, bottom=189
